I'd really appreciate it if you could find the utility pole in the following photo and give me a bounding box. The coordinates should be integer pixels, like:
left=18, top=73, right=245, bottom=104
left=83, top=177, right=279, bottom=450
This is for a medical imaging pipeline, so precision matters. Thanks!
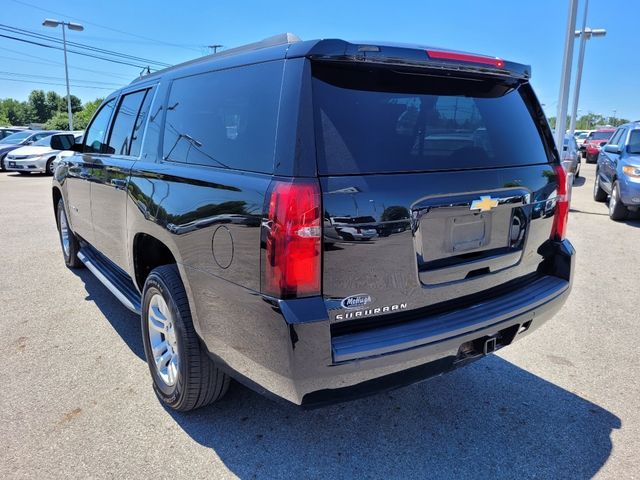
left=208, top=44, right=223, bottom=54
left=555, top=0, right=579, bottom=151
left=568, top=0, right=606, bottom=134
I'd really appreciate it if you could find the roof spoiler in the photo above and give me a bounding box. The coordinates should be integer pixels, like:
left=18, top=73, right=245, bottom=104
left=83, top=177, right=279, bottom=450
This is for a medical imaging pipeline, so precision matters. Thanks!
left=291, top=40, right=531, bottom=80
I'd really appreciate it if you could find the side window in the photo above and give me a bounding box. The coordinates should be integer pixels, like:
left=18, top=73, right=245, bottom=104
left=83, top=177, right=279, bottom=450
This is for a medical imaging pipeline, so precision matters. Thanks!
left=628, top=130, right=640, bottom=153
left=129, top=88, right=154, bottom=157
left=616, top=128, right=627, bottom=146
left=105, top=90, right=147, bottom=156
left=162, top=61, right=284, bottom=173
left=609, top=128, right=623, bottom=146
left=84, top=99, right=116, bottom=153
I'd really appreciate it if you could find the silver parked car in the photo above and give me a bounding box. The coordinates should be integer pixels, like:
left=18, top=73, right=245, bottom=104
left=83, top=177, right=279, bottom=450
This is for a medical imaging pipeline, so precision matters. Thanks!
left=561, top=134, right=581, bottom=180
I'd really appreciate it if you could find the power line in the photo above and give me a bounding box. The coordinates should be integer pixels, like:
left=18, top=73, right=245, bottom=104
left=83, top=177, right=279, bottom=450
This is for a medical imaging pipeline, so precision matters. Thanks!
left=9, top=0, right=205, bottom=53
left=0, top=71, right=124, bottom=87
left=0, top=24, right=171, bottom=67
left=0, top=33, right=156, bottom=70
left=0, top=76, right=117, bottom=90
left=0, top=52, right=135, bottom=81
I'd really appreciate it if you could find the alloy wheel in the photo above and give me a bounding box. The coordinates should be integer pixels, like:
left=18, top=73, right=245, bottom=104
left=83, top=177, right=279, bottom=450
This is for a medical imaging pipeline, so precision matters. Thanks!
left=147, top=293, right=180, bottom=387
left=59, top=208, right=70, bottom=257
left=609, top=184, right=618, bottom=215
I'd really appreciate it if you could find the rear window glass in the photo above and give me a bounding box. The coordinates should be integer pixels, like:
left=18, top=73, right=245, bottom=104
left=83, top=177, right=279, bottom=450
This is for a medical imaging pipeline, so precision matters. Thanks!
left=162, top=61, right=283, bottom=173
left=590, top=131, right=614, bottom=140
left=312, top=63, right=550, bottom=174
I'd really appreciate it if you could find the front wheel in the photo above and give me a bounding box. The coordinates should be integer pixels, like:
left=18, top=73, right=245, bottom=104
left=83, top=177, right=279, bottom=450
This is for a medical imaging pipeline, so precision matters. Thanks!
left=608, top=181, right=628, bottom=221
left=141, top=265, right=230, bottom=411
left=57, top=199, right=83, bottom=268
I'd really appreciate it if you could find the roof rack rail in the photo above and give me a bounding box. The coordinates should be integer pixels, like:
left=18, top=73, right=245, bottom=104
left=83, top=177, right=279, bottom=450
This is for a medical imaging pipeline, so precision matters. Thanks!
left=214, top=33, right=301, bottom=58
left=132, top=33, right=301, bottom=83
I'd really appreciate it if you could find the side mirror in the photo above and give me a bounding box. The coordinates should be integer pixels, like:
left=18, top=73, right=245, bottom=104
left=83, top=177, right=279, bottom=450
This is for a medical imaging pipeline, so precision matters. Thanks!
left=50, top=134, right=75, bottom=151
left=24, top=140, right=33, bottom=145
left=69, top=143, right=84, bottom=153
left=603, top=144, right=622, bottom=155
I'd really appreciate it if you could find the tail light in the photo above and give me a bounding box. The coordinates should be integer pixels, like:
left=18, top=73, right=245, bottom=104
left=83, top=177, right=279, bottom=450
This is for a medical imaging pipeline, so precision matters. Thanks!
left=263, top=178, right=321, bottom=298
left=426, top=49, right=505, bottom=69
left=550, top=165, right=570, bottom=241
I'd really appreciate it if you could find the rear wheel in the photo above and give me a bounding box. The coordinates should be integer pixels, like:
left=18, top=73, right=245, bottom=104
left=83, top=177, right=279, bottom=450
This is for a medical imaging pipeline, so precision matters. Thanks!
left=141, top=265, right=230, bottom=411
left=608, top=181, right=628, bottom=221
left=57, top=199, right=83, bottom=268
left=593, top=171, right=607, bottom=202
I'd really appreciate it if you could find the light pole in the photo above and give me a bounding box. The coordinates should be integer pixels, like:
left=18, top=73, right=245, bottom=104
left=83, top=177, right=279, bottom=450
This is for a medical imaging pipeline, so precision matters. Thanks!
left=42, top=18, right=84, bottom=130
left=554, top=0, right=579, bottom=152
left=568, top=0, right=606, bottom=134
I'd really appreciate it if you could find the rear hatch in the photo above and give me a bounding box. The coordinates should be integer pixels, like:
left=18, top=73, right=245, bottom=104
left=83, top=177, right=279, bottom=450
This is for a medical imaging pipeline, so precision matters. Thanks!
left=311, top=60, right=562, bottom=325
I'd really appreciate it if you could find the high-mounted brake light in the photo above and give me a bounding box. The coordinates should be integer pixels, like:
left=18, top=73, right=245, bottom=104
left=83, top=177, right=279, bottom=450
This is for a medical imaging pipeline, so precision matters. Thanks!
left=426, top=49, right=505, bottom=69
left=550, top=165, right=571, bottom=241
left=263, top=179, right=321, bottom=298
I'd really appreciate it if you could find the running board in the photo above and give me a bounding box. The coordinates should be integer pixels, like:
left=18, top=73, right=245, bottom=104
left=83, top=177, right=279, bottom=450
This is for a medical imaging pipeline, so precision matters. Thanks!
left=78, top=247, right=141, bottom=314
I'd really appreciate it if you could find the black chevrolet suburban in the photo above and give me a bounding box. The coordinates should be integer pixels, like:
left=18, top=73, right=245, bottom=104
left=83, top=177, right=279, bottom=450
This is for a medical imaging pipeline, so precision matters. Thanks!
left=52, top=34, right=574, bottom=411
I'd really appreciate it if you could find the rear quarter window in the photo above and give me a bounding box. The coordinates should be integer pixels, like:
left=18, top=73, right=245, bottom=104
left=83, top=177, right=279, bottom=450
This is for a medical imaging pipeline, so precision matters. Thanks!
left=162, top=61, right=284, bottom=173
left=312, top=63, right=551, bottom=174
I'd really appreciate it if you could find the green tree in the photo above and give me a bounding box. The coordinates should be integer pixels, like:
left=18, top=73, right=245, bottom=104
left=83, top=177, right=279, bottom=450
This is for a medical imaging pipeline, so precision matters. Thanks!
left=44, top=111, right=72, bottom=130
left=58, top=95, right=82, bottom=114
left=43, top=98, right=103, bottom=130
left=28, top=90, right=49, bottom=123
left=1, top=99, right=34, bottom=126
left=45, top=91, right=62, bottom=118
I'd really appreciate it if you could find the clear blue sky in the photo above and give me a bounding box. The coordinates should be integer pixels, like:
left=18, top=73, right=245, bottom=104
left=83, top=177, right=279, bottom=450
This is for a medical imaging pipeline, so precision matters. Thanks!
left=1, top=0, right=636, bottom=120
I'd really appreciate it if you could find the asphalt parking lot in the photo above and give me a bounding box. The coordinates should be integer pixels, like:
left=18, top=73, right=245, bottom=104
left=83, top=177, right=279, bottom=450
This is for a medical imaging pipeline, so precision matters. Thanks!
left=1, top=163, right=639, bottom=479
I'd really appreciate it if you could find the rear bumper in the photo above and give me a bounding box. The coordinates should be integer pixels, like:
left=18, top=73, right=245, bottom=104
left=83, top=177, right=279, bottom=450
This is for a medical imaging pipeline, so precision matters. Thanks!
left=198, top=240, right=574, bottom=407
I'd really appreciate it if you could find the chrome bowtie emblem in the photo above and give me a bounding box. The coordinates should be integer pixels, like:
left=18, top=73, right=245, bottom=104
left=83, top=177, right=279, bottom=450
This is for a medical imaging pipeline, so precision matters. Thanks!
left=470, top=196, right=499, bottom=212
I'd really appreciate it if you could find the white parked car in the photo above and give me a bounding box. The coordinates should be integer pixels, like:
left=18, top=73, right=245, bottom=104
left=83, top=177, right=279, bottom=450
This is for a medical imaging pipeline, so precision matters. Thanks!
left=4, top=132, right=83, bottom=175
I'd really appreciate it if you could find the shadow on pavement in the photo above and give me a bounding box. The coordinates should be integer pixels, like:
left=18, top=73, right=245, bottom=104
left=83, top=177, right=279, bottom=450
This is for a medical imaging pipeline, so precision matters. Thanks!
left=573, top=175, right=586, bottom=187
left=167, top=356, right=619, bottom=479
left=71, top=265, right=620, bottom=479
left=73, top=268, right=144, bottom=359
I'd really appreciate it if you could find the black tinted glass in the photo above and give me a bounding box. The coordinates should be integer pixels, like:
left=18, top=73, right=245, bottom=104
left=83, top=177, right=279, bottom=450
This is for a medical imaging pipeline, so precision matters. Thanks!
left=129, top=88, right=154, bottom=157
left=162, top=61, right=283, bottom=173
left=84, top=99, right=115, bottom=153
left=312, top=64, right=550, bottom=174
left=107, top=90, right=147, bottom=155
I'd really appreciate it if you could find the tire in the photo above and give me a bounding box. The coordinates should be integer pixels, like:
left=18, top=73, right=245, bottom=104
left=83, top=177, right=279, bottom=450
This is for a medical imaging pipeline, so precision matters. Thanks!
left=575, top=160, right=581, bottom=178
left=608, top=181, right=628, bottom=221
left=46, top=158, right=55, bottom=176
left=593, top=171, right=607, bottom=202
left=141, top=264, right=230, bottom=411
left=57, top=199, right=83, bottom=268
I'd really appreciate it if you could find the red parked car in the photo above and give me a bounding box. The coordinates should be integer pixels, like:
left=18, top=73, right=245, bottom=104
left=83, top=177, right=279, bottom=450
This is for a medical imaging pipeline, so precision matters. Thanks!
left=584, top=128, right=615, bottom=163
